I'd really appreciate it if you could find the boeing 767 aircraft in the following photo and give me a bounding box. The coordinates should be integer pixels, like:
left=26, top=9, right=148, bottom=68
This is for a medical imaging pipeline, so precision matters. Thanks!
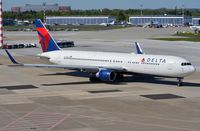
left=5, top=19, right=196, bottom=86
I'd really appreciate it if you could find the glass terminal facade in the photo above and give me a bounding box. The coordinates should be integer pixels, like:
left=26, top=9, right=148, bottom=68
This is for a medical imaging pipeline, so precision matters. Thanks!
left=129, top=16, right=184, bottom=26
left=46, top=16, right=115, bottom=25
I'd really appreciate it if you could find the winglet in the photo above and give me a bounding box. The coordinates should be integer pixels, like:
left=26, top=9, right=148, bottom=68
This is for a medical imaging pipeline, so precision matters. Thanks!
left=135, top=42, right=144, bottom=54
left=5, top=49, right=19, bottom=64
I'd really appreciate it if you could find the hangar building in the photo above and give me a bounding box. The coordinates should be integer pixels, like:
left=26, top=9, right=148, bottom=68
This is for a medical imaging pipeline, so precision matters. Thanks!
left=46, top=16, right=116, bottom=25
left=192, top=18, right=200, bottom=26
left=129, top=16, right=193, bottom=26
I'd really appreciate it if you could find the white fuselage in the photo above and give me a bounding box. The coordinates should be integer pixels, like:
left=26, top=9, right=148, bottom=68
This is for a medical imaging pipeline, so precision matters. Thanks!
left=41, top=50, right=195, bottom=78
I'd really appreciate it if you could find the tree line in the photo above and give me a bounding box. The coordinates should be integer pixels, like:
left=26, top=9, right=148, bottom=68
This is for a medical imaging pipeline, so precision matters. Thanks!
left=3, top=8, right=200, bottom=21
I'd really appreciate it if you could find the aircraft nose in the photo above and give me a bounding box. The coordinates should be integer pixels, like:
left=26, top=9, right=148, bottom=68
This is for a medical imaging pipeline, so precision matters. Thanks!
left=190, top=66, right=196, bottom=73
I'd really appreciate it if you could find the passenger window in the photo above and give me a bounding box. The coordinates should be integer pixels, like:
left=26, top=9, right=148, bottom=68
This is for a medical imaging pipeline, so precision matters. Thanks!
left=181, top=63, right=192, bottom=66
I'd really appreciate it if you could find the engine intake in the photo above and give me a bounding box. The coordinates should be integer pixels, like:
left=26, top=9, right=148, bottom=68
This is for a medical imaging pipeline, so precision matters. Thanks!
left=96, top=69, right=116, bottom=82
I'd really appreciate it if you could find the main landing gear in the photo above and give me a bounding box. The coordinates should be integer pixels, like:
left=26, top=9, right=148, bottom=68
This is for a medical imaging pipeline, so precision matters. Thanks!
left=177, top=78, right=183, bottom=87
left=89, top=73, right=100, bottom=82
left=89, top=76, right=100, bottom=82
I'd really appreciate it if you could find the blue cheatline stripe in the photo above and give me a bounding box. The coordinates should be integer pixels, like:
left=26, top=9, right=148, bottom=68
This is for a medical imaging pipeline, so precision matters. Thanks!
left=5, top=50, right=19, bottom=64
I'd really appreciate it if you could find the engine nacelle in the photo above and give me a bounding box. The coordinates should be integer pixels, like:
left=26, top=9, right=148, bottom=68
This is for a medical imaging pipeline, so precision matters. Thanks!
left=96, top=69, right=116, bottom=82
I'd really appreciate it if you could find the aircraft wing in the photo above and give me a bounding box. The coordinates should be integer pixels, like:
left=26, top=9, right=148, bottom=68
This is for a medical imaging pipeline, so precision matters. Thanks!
left=5, top=49, right=127, bottom=72
left=22, top=64, right=126, bottom=72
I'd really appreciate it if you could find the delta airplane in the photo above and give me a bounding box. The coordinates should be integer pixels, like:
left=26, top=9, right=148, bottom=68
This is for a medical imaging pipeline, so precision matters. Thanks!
left=5, top=19, right=196, bottom=86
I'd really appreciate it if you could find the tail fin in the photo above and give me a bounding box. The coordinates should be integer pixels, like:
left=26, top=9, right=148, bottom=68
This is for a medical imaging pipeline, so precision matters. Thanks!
left=35, top=19, right=60, bottom=52
left=135, top=42, right=144, bottom=54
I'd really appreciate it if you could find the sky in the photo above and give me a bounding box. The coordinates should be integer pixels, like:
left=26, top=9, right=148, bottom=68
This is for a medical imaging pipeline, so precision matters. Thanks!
left=3, top=0, right=200, bottom=11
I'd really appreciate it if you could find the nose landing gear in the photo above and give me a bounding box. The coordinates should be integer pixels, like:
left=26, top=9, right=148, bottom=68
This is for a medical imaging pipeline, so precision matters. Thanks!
left=177, top=78, right=184, bottom=87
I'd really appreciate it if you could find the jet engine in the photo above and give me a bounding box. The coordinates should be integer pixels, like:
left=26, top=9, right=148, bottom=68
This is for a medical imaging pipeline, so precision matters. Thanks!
left=96, top=69, right=116, bottom=82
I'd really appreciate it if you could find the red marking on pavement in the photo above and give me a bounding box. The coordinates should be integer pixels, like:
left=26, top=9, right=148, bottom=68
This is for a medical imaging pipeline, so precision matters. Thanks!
left=46, top=114, right=71, bottom=131
left=0, top=108, right=38, bottom=131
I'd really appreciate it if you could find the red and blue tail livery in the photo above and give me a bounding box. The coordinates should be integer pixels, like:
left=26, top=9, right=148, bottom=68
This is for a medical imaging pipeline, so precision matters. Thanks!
left=35, top=19, right=60, bottom=52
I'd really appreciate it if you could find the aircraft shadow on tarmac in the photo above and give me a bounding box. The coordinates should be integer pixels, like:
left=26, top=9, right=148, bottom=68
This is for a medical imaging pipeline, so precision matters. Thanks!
left=41, top=71, right=200, bottom=87
left=75, top=45, right=92, bottom=48
left=40, top=71, right=90, bottom=78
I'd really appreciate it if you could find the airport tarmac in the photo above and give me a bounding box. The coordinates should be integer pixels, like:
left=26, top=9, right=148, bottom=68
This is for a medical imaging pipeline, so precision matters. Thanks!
left=0, top=27, right=200, bottom=131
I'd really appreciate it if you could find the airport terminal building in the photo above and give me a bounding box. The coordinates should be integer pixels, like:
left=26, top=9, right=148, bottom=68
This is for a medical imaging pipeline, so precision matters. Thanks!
left=192, top=18, right=200, bottom=26
left=46, top=16, right=116, bottom=25
left=129, top=16, right=185, bottom=26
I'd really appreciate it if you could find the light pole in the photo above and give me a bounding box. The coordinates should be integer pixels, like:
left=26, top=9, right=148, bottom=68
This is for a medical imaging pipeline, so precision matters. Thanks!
left=43, top=2, right=46, bottom=24
left=140, top=4, right=143, bottom=16
left=182, top=4, right=185, bottom=25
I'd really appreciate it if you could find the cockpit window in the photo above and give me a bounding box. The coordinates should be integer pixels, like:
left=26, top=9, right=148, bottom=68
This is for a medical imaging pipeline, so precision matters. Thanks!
left=181, top=63, right=192, bottom=66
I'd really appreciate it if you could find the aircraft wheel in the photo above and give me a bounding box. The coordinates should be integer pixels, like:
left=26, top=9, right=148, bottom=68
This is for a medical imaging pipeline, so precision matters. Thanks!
left=89, top=76, right=100, bottom=82
left=116, top=74, right=124, bottom=79
left=177, top=78, right=183, bottom=87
